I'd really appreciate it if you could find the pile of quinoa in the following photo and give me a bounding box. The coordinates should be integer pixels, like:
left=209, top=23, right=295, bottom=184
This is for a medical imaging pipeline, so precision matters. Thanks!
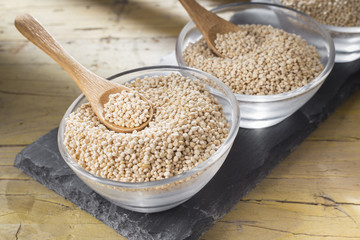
left=64, top=73, right=229, bottom=183
left=103, top=91, right=151, bottom=128
left=183, top=24, right=324, bottom=95
left=280, top=0, right=360, bottom=27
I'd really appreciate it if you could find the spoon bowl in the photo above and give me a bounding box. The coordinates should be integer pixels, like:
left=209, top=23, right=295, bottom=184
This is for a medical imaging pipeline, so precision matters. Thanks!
left=15, top=14, right=153, bottom=133
left=97, top=86, right=153, bottom=133
left=179, top=0, right=239, bottom=57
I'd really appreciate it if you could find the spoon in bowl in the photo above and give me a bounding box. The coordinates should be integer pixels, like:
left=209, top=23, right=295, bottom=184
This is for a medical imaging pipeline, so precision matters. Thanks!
left=179, top=0, right=240, bottom=58
left=15, top=14, right=153, bottom=133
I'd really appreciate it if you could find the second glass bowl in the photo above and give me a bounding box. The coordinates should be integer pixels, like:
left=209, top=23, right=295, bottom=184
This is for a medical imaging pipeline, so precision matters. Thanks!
left=176, top=2, right=335, bottom=129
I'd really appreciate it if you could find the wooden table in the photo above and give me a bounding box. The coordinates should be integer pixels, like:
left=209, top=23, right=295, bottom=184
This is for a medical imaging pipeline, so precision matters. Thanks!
left=1, top=0, right=359, bottom=239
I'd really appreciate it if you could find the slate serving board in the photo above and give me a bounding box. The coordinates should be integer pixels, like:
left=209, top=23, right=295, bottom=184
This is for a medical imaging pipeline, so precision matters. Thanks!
left=14, top=59, right=360, bottom=240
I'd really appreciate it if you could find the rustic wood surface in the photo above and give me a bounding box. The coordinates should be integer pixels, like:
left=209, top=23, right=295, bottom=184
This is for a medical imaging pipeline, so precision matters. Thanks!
left=1, top=0, right=359, bottom=239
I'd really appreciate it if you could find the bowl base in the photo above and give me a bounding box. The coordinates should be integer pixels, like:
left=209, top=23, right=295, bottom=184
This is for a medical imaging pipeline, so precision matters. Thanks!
left=240, top=115, right=290, bottom=129
left=335, top=51, right=360, bottom=63
left=107, top=198, right=189, bottom=213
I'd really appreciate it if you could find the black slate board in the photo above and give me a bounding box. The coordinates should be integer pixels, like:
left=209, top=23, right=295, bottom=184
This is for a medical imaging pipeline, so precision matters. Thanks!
left=14, top=59, right=360, bottom=240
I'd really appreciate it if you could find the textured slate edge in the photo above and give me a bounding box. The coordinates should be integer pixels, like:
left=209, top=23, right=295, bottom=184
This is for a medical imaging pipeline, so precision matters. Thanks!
left=14, top=61, right=360, bottom=240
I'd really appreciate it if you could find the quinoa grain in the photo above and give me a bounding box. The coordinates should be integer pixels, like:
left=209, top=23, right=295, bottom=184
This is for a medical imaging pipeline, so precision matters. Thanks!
left=64, top=73, right=229, bottom=183
left=183, top=24, right=324, bottom=95
left=280, top=0, right=360, bottom=27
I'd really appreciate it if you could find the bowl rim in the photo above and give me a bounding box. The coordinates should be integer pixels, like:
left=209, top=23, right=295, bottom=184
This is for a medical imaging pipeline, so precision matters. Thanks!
left=58, top=65, right=240, bottom=189
left=175, top=2, right=335, bottom=103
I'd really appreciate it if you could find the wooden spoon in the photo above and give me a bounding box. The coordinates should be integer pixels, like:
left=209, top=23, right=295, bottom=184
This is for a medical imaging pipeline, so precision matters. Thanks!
left=15, top=14, right=153, bottom=133
left=179, top=0, right=240, bottom=58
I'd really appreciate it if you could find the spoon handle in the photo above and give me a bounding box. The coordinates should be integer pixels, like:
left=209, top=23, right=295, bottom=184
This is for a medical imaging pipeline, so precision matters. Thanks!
left=179, top=0, right=219, bottom=34
left=14, top=14, right=107, bottom=96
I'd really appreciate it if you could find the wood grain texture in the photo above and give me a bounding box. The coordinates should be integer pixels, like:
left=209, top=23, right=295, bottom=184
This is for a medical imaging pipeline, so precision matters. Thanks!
left=202, top=92, right=360, bottom=240
left=1, top=0, right=359, bottom=239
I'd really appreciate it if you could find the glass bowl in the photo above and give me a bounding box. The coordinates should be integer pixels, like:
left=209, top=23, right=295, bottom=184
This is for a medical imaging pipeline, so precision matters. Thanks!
left=176, top=2, right=335, bottom=129
left=58, top=65, right=240, bottom=213
left=270, top=0, right=360, bottom=63
left=325, top=25, right=360, bottom=63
